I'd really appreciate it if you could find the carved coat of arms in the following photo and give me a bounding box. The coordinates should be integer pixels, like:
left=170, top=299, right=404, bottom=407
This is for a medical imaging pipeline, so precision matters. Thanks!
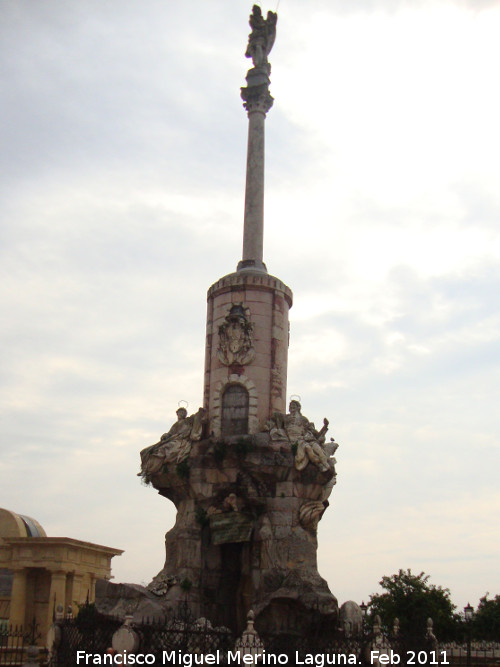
left=217, top=304, right=255, bottom=366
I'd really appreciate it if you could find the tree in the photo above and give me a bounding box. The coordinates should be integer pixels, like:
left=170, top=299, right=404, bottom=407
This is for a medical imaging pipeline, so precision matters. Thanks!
left=472, top=594, right=500, bottom=640
left=368, top=569, right=458, bottom=640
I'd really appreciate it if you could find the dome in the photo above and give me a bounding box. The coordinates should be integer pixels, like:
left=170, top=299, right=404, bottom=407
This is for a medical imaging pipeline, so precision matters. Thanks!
left=0, top=508, right=47, bottom=540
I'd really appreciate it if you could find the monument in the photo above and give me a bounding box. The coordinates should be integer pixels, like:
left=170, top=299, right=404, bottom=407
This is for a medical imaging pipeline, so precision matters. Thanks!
left=137, top=6, right=340, bottom=636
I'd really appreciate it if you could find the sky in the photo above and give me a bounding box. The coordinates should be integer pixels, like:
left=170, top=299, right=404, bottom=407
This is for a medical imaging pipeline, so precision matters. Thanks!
left=1, top=0, right=499, bottom=616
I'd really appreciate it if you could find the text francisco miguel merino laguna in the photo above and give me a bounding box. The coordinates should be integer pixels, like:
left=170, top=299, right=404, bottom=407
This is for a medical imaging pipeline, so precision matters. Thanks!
left=76, top=650, right=363, bottom=665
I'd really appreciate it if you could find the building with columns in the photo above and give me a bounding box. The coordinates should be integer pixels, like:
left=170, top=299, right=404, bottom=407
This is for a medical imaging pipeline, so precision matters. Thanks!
left=0, top=508, right=122, bottom=642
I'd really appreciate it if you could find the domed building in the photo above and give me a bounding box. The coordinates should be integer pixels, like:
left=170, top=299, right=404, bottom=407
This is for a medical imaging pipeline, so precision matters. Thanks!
left=0, top=508, right=122, bottom=642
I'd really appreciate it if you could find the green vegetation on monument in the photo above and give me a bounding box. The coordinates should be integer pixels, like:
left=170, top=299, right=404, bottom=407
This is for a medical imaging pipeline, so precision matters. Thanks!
left=368, top=569, right=458, bottom=639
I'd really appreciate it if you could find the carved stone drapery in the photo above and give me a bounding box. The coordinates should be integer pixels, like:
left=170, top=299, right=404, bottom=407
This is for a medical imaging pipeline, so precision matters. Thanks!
left=267, top=400, right=337, bottom=475
left=299, top=500, right=327, bottom=532
left=138, top=407, right=206, bottom=480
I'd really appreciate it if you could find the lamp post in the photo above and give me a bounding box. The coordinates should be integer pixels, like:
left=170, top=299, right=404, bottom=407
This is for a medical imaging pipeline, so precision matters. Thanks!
left=360, top=602, right=368, bottom=637
left=464, top=603, right=474, bottom=667
left=358, top=602, right=369, bottom=665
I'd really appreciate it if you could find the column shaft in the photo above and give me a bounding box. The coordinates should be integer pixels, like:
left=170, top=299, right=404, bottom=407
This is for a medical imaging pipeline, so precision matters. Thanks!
left=71, top=573, right=85, bottom=607
left=9, top=568, right=28, bottom=630
left=47, top=571, right=67, bottom=629
left=242, top=110, right=266, bottom=266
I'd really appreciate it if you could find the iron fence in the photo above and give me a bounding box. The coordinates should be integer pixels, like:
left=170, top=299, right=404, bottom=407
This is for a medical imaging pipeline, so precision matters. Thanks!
left=0, top=625, right=25, bottom=666
left=47, top=606, right=500, bottom=667
left=0, top=622, right=47, bottom=666
left=439, top=641, right=500, bottom=666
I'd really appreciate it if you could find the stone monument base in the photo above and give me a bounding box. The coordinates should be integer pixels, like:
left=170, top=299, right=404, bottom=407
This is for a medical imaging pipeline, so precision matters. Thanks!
left=126, top=430, right=339, bottom=636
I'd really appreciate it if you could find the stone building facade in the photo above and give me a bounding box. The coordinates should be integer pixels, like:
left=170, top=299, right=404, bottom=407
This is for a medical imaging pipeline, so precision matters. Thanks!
left=0, top=508, right=122, bottom=642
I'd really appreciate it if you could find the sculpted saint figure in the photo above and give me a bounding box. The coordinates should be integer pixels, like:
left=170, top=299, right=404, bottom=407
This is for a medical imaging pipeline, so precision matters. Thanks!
left=139, top=407, right=205, bottom=480
left=268, top=400, right=331, bottom=472
left=245, top=5, right=277, bottom=69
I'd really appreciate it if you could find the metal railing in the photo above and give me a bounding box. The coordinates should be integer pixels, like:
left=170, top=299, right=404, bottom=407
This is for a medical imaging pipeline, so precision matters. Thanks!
left=0, top=625, right=26, bottom=666
left=0, top=620, right=47, bottom=667
left=46, top=604, right=500, bottom=667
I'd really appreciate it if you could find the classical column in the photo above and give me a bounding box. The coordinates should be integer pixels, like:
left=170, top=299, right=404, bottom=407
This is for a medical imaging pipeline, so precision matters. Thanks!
left=47, top=570, right=67, bottom=629
left=9, top=568, right=28, bottom=629
left=88, top=574, right=96, bottom=602
left=237, top=6, right=277, bottom=274
left=71, top=573, right=85, bottom=606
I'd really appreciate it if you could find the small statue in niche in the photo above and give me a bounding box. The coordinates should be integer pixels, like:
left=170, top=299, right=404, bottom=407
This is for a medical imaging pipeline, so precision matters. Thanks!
left=139, top=407, right=206, bottom=480
left=245, top=5, right=277, bottom=70
left=222, top=493, right=239, bottom=512
left=217, top=304, right=255, bottom=366
left=207, top=493, right=241, bottom=516
left=268, top=399, right=335, bottom=473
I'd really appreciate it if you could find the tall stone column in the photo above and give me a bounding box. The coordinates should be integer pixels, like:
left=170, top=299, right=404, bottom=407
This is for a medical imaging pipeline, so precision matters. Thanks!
left=139, top=5, right=339, bottom=637
left=9, top=568, right=28, bottom=629
left=237, top=5, right=276, bottom=274
left=202, top=8, right=290, bottom=434
left=238, top=73, right=273, bottom=273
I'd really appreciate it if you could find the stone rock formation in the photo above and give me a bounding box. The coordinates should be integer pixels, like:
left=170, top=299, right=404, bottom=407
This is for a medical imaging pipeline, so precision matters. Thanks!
left=139, top=402, right=339, bottom=635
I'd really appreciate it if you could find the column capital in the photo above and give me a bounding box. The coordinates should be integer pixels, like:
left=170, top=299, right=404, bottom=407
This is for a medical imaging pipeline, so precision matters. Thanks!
left=8, top=564, right=29, bottom=573
left=47, top=569, right=68, bottom=578
left=241, top=86, right=274, bottom=115
left=241, top=67, right=274, bottom=115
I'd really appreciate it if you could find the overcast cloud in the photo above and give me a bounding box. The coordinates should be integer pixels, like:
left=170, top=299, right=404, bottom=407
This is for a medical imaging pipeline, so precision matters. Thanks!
left=1, top=0, right=499, bottom=611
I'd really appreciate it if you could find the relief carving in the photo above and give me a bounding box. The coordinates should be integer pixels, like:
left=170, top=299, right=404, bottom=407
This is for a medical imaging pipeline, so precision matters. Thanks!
left=270, top=363, right=283, bottom=398
left=217, top=305, right=255, bottom=366
left=147, top=572, right=178, bottom=597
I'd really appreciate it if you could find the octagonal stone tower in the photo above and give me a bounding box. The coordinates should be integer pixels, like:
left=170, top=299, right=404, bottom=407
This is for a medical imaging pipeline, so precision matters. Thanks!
left=139, top=6, right=339, bottom=636
left=204, top=272, right=292, bottom=439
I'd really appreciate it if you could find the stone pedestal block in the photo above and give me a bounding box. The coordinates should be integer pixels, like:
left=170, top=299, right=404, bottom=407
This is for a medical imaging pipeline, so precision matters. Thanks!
left=143, top=432, right=337, bottom=635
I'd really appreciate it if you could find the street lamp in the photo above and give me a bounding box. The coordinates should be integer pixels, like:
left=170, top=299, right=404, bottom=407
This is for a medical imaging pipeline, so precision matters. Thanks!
left=359, top=601, right=368, bottom=638
left=464, top=603, right=474, bottom=622
left=464, top=603, right=474, bottom=667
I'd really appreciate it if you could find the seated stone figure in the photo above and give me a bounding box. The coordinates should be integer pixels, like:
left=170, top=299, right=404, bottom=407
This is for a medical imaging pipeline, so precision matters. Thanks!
left=268, top=400, right=331, bottom=472
left=139, top=407, right=205, bottom=479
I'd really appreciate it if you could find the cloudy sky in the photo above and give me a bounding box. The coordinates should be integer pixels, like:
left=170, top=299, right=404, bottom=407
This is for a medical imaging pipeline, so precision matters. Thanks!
left=1, top=0, right=499, bottom=614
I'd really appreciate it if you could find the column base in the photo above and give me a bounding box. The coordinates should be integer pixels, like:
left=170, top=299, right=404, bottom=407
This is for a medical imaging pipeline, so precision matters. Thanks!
left=237, top=259, right=267, bottom=273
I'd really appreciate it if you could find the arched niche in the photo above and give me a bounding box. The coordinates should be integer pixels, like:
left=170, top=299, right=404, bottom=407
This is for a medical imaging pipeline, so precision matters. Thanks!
left=211, top=374, right=258, bottom=438
left=221, top=384, right=249, bottom=436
